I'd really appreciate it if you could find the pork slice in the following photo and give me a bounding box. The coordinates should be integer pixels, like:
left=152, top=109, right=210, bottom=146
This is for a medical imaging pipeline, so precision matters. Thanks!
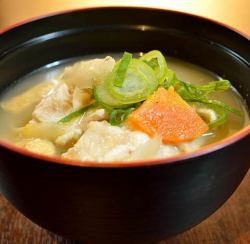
left=55, top=109, right=107, bottom=148
left=33, top=83, right=73, bottom=123
left=59, top=56, right=115, bottom=89
left=62, top=121, right=150, bottom=162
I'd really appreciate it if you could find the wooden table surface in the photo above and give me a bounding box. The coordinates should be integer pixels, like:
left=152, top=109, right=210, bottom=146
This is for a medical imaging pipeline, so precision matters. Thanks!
left=0, top=1, right=250, bottom=243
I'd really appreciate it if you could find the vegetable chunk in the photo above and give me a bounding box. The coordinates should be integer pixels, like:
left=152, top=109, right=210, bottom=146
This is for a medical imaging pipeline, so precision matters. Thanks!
left=128, top=87, right=209, bottom=143
left=17, top=138, right=57, bottom=156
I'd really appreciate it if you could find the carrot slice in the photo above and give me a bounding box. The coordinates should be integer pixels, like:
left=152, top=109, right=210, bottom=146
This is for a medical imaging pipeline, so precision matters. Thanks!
left=128, top=87, right=209, bottom=143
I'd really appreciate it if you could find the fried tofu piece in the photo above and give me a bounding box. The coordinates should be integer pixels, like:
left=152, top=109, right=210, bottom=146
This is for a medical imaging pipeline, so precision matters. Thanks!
left=18, top=121, right=66, bottom=141
left=17, top=138, right=57, bottom=156
left=1, top=81, right=55, bottom=114
left=1, top=81, right=55, bottom=125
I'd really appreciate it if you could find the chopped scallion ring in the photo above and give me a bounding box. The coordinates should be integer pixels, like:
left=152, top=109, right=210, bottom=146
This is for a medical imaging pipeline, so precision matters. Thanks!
left=140, top=50, right=168, bottom=85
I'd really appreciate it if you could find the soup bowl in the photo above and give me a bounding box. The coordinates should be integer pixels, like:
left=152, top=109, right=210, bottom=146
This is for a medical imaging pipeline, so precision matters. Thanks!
left=0, top=7, right=249, bottom=244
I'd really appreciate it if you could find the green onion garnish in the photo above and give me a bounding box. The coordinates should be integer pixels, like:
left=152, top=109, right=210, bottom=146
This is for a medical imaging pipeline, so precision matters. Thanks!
left=113, top=52, right=132, bottom=87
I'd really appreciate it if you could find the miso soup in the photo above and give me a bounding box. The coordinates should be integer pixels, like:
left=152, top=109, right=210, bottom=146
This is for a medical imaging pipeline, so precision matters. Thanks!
left=0, top=51, right=249, bottom=162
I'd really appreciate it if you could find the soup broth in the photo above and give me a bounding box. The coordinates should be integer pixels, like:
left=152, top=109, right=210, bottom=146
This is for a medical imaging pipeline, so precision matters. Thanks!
left=0, top=53, right=249, bottom=162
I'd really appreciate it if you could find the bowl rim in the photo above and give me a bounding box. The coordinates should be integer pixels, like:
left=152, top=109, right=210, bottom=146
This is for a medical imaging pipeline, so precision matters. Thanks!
left=0, top=6, right=249, bottom=168
left=0, top=5, right=249, bottom=41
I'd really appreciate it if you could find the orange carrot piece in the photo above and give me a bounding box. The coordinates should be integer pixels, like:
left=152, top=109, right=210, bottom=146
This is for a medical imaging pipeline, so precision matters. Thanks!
left=128, top=87, right=209, bottom=143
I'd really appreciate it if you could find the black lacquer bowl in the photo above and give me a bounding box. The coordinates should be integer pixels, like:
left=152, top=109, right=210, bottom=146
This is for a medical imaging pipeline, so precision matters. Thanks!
left=0, top=7, right=249, bottom=244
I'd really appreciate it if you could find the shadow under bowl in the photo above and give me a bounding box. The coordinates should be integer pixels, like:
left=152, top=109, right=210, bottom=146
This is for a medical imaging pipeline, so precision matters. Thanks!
left=0, top=7, right=249, bottom=244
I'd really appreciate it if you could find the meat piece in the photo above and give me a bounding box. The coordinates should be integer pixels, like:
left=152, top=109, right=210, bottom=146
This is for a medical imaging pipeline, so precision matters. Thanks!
left=157, top=144, right=180, bottom=158
left=197, top=107, right=217, bottom=124
left=62, top=121, right=150, bottom=162
left=72, top=87, right=92, bottom=111
left=59, top=56, right=115, bottom=89
left=127, top=136, right=162, bottom=161
left=55, top=118, right=83, bottom=148
left=55, top=108, right=107, bottom=147
left=33, top=83, right=73, bottom=123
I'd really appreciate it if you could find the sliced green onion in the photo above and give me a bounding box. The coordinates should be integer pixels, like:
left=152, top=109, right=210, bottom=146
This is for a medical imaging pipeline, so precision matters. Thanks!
left=143, top=58, right=159, bottom=70
left=201, top=99, right=243, bottom=117
left=113, top=52, right=132, bottom=87
left=196, top=103, right=228, bottom=129
left=187, top=97, right=242, bottom=117
left=108, top=107, right=135, bottom=126
left=163, top=68, right=178, bottom=89
left=58, top=103, right=96, bottom=123
left=207, top=106, right=228, bottom=129
left=193, top=80, right=231, bottom=92
left=94, top=81, right=131, bottom=108
left=107, top=59, right=158, bottom=103
left=140, top=50, right=168, bottom=85
left=175, top=80, right=227, bottom=100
